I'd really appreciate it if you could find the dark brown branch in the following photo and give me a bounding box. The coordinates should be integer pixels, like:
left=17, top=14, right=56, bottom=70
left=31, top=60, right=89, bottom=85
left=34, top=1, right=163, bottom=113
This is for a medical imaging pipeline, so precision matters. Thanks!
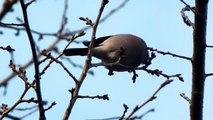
left=19, top=0, right=45, bottom=119
left=190, top=0, right=209, bottom=120
left=62, top=1, right=108, bottom=120
left=125, top=80, right=173, bottom=119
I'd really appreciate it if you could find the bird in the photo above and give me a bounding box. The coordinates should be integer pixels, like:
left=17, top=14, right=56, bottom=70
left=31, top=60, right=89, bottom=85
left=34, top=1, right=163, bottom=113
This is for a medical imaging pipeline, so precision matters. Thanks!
left=64, top=34, right=149, bottom=73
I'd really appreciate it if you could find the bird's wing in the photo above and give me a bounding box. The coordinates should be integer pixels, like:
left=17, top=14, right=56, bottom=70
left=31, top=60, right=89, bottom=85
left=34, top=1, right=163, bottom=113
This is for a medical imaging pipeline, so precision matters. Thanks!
left=82, top=36, right=112, bottom=47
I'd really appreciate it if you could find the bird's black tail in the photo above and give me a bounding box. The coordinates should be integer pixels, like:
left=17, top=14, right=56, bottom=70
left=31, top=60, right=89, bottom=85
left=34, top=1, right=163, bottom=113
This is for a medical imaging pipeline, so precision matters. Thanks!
left=64, top=48, right=88, bottom=56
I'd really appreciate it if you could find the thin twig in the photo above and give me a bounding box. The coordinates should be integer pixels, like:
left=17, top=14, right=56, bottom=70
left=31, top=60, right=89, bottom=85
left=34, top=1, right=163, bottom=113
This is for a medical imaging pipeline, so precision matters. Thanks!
left=148, top=47, right=192, bottom=61
left=0, top=22, right=24, bottom=26
left=78, top=94, right=109, bottom=101
left=125, top=80, right=173, bottom=119
left=44, top=102, right=56, bottom=112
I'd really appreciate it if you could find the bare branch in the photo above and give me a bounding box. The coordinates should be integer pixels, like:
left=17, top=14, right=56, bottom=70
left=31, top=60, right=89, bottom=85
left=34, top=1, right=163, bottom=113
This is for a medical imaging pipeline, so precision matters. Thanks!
left=137, top=67, right=184, bottom=82
left=148, top=47, right=192, bottom=61
left=44, top=102, right=56, bottom=112
left=78, top=94, right=109, bottom=101
left=0, top=22, right=24, bottom=27
left=125, top=80, right=173, bottom=119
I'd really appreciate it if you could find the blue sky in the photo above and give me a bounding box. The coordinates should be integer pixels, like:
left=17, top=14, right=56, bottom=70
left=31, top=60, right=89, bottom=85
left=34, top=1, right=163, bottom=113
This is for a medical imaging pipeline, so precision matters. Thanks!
left=1, top=0, right=213, bottom=120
